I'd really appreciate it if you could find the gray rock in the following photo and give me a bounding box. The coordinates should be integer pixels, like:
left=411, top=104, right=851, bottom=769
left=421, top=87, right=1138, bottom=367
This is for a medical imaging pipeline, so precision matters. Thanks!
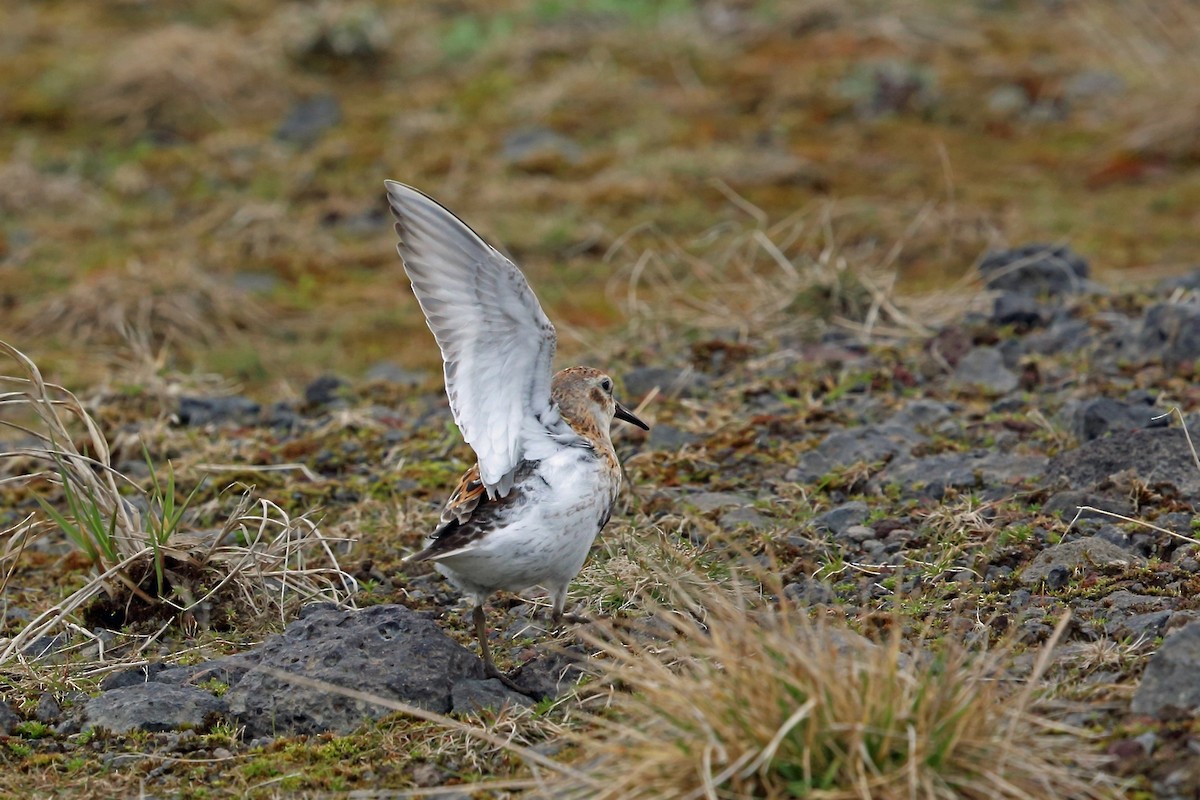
left=1137, top=302, right=1200, bottom=367
left=1020, top=536, right=1146, bottom=586
left=100, top=662, right=170, bottom=691
left=1024, top=317, right=1092, bottom=356
left=276, top=94, right=341, bottom=146
left=784, top=578, right=835, bottom=606
left=791, top=424, right=924, bottom=482
left=1068, top=397, right=1163, bottom=442
left=450, top=679, right=532, bottom=714
left=885, top=400, right=954, bottom=429
left=1045, top=427, right=1200, bottom=501
left=719, top=507, right=771, bottom=531
left=176, top=396, right=260, bottom=427
left=812, top=502, right=870, bottom=535
left=0, top=701, right=19, bottom=735
left=622, top=367, right=703, bottom=400
left=951, top=346, right=1018, bottom=394
left=34, top=693, right=61, bottom=723
left=1041, top=490, right=1130, bottom=520
left=304, top=374, right=350, bottom=409
left=84, top=684, right=225, bottom=734
left=646, top=424, right=700, bottom=451
left=1110, top=610, right=1173, bottom=640
left=879, top=450, right=1047, bottom=499
left=364, top=361, right=425, bottom=387
left=991, top=292, right=1045, bottom=328
left=506, top=649, right=586, bottom=701
left=680, top=491, right=755, bottom=513
left=225, top=604, right=483, bottom=738
left=1132, top=621, right=1200, bottom=717
left=978, top=244, right=1091, bottom=297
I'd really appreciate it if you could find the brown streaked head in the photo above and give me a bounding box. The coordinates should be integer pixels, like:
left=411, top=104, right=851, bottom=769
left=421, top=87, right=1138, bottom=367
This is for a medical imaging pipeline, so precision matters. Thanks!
left=551, top=366, right=649, bottom=436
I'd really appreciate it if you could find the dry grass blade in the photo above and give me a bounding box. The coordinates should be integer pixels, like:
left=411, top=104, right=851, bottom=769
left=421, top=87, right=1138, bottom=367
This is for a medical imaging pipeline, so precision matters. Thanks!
left=553, top=547, right=1117, bottom=799
left=0, top=339, right=357, bottom=667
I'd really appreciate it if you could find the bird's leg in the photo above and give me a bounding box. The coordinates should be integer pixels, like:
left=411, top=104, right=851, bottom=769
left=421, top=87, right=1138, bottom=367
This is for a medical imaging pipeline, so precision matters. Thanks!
left=549, top=591, right=589, bottom=628
left=474, top=604, right=538, bottom=698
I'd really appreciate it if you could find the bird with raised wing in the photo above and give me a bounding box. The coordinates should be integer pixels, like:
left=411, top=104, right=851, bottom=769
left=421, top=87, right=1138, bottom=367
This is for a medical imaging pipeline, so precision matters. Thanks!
left=384, top=181, right=648, bottom=690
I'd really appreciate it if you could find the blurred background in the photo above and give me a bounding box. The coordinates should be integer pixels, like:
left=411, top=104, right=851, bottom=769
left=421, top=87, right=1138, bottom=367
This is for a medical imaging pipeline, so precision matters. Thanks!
left=1, top=0, right=1198, bottom=394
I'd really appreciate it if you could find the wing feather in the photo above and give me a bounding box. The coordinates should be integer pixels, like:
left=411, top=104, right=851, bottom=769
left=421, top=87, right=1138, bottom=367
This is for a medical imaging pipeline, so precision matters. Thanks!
left=385, top=181, right=557, bottom=497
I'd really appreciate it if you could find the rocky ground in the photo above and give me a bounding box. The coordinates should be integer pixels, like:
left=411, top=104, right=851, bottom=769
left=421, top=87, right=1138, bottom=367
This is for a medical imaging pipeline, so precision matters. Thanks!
left=3, top=1, right=1200, bottom=795
left=2, top=245, right=1199, bottom=796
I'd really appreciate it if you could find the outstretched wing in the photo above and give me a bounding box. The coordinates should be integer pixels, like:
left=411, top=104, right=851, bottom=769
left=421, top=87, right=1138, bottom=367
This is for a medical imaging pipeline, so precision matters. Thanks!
left=385, top=181, right=557, bottom=497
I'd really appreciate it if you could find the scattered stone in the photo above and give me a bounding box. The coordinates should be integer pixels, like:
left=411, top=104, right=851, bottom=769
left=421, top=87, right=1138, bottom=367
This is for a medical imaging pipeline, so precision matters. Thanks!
left=879, top=450, right=1047, bottom=499
left=304, top=375, right=350, bottom=409
left=1019, top=536, right=1146, bottom=587
left=1041, top=490, right=1130, bottom=520
left=1136, top=302, right=1200, bottom=367
left=450, top=679, right=532, bottom=714
left=978, top=244, right=1091, bottom=297
left=790, top=424, right=924, bottom=482
left=35, top=693, right=61, bottom=724
left=645, top=423, right=700, bottom=451
left=100, top=662, right=170, bottom=691
left=991, top=291, right=1045, bottom=328
left=812, top=502, right=870, bottom=535
left=1045, top=427, right=1200, bottom=501
left=622, top=366, right=703, bottom=400
left=680, top=491, right=755, bottom=513
left=884, top=399, right=954, bottom=429
left=224, top=604, right=483, bottom=738
left=1067, top=396, right=1163, bottom=442
left=784, top=578, right=835, bottom=606
left=364, top=361, right=425, bottom=387
left=276, top=94, right=341, bottom=146
left=0, top=701, right=19, bottom=735
left=951, top=346, right=1018, bottom=394
left=83, top=684, right=225, bottom=734
left=176, top=396, right=261, bottom=427
left=1132, top=621, right=1200, bottom=718
left=718, top=507, right=771, bottom=531
left=505, top=648, right=586, bottom=701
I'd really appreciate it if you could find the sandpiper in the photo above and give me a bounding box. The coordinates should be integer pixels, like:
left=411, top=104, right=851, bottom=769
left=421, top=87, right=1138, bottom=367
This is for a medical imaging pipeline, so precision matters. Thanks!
left=384, top=181, right=648, bottom=689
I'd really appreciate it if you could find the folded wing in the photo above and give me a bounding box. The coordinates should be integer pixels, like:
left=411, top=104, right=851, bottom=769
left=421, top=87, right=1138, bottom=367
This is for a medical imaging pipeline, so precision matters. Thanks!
left=385, top=181, right=557, bottom=497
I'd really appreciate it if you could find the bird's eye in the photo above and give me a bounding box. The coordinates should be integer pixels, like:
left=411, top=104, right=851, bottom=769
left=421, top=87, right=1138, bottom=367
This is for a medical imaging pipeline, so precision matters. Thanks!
left=600, top=377, right=613, bottom=393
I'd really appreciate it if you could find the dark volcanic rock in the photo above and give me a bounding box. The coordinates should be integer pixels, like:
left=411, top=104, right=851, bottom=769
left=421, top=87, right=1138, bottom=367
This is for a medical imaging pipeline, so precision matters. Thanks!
left=812, top=502, right=870, bottom=535
left=505, top=648, right=586, bottom=701
left=451, top=679, right=532, bottom=714
left=1044, top=427, right=1200, bottom=501
left=0, top=700, right=19, bottom=735
left=1132, top=621, right=1200, bottom=718
left=879, top=450, right=1047, bottom=499
left=1136, top=302, right=1200, bottom=367
left=991, top=291, right=1046, bottom=328
left=951, top=346, right=1018, bottom=394
left=176, top=396, right=261, bottom=427
left=1068, top=396, right=1164, bottom=442
left=623, top=366, right=703, bottom=400
left=978, top=244, right=1091, bottom=297
left=224, top=604, right=483, bottom=738
left=790, top=424, right=924, bottom=482
left=83, top=684, right=225, bottom=734
left=1019, top=536, right=1145, bottom=587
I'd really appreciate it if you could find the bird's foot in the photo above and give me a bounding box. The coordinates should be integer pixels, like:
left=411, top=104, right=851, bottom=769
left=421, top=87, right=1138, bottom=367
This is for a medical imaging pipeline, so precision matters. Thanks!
left=485, top=663, right=544, bottom=700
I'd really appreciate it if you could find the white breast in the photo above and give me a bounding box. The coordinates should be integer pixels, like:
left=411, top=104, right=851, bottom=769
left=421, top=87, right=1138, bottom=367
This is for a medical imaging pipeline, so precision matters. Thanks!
left=432, top=446, right=621, bottom=599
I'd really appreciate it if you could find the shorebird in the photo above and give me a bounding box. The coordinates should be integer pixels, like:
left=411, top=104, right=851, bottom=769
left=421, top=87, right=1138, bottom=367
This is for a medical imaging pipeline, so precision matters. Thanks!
left=384, top=181, right=648, bottom=690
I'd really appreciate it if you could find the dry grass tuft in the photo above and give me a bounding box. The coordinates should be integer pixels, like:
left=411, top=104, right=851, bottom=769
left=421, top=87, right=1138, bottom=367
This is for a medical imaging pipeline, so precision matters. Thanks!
left=79, top=24, right=286, bottom=138
left=0, top=340, right=356, bottom=666
left=605, top=187, right=993, bottom=349
left=555, top=554, right=1116, bottom=799
left=18, top=258, right=260, bottom=355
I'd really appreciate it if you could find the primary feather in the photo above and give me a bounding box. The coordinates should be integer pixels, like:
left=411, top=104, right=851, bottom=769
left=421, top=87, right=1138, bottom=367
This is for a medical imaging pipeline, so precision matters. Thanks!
left=384, top=181, right=558, bottom=497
